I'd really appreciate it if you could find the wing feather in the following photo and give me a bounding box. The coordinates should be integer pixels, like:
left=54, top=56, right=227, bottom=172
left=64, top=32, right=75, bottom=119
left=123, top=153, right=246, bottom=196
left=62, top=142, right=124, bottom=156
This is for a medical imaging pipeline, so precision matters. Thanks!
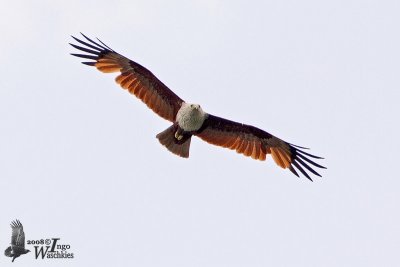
left=70, top=34, right=184, bottom=122
left=10, top=220, right=25, bottom=248
left=196, top=115, right=326, bottom=180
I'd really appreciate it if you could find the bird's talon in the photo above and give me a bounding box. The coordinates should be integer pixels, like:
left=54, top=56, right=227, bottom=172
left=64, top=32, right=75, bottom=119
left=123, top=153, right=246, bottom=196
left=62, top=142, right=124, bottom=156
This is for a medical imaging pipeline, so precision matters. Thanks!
left=175, top=132, right=183, bottom=140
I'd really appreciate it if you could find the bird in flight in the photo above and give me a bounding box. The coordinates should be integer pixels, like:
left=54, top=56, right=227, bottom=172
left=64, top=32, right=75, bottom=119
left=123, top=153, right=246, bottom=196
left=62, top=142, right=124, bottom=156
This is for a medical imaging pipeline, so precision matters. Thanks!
left=4, top=220, right=30, bottom=262
left=70, top=33, right=325, bottom=180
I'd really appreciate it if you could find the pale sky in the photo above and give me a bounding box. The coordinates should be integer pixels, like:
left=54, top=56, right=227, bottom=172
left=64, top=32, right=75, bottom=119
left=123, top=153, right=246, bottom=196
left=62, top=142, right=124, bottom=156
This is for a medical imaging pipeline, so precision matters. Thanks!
left=1, top=1, right=399, bottom=266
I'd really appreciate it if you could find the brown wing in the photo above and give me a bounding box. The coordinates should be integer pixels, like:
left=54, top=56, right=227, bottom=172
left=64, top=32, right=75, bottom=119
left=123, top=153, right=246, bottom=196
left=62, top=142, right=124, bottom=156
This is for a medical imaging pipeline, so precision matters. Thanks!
left=70, top=33, right=184, bottom=122
left=196, top=115, right=326, bottom=181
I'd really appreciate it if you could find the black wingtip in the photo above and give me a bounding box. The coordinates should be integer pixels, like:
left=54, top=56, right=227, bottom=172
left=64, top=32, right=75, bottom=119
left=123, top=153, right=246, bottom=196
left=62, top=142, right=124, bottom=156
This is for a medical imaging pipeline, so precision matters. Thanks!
left=289, top=143, right=310, bottom=150
left=286, top=142, right=326, bottom=180
left=296, top=148, right=324, bottom=159
left=296, top=153, right=326, bottom=169
left=70, top=53, right=98, bottom=60
left=82, top=62, right=96, bottom=66
left=292, top=161, right=313, bottom=181
left=96, top=37, right=114, bottom=51
left=80, top=32, right=88, bottom=39
left=79, top=32, right=110, bottom=51
left=289, top=166, right=300, bottom=178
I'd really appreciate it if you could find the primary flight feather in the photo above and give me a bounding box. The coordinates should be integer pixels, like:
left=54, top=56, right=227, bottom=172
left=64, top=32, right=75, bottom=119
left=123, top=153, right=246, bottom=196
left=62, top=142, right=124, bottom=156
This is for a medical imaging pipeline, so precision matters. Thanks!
left=70, top=33, right=326, bottom=181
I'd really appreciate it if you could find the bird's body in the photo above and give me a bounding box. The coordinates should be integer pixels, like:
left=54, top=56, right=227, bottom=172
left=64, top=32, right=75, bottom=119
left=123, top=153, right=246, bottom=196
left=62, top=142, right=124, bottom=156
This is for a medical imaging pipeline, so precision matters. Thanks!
left=4, top=220, right=30, bottom=262
left=70, top=34, right=326, bottom=180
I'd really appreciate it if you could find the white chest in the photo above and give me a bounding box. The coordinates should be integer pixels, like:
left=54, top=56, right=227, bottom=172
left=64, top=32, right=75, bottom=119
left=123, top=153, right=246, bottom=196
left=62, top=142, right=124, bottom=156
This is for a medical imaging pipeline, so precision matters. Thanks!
left=176, top=103, right=207, bottom=131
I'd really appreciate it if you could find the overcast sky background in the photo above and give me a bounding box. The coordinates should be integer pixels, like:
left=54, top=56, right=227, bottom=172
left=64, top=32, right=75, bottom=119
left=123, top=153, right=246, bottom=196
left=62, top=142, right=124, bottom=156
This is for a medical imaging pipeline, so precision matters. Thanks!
left=1, top=0, right=399, bottom=266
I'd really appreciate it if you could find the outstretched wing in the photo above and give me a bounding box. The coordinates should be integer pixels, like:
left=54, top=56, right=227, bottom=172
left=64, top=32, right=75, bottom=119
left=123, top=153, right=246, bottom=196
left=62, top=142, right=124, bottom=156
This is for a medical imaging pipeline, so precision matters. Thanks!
left=196, top=115, right=326, bottom=180
left=10, top=220, right=25, bottom=248
left=70, top=33, right=184, bottom=122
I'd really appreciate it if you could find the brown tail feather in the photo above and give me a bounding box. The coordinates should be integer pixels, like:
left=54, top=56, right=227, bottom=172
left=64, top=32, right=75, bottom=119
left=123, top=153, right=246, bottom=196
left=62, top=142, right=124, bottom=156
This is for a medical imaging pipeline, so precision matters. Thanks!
left=156, top=125, right=191, bottom=158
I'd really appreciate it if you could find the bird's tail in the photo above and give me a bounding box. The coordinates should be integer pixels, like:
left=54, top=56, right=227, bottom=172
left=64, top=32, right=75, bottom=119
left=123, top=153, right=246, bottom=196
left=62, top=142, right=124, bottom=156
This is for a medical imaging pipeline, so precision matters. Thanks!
left=4, top=246, right=12, bottom=257
left=156, top=124, right=191, bottom=158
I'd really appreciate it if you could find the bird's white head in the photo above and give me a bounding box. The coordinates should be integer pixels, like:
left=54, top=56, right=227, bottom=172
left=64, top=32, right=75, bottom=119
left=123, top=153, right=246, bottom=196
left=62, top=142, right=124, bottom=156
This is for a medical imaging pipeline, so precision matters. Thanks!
left=190, top=103, right=201, bottom=111
left=176, top=102, right=207, bottom=131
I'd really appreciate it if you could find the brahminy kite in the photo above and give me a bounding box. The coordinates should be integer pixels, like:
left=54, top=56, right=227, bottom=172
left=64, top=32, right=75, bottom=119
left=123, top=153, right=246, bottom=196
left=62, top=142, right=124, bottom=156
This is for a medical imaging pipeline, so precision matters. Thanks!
left=70, top=33, right=326, bottom=181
